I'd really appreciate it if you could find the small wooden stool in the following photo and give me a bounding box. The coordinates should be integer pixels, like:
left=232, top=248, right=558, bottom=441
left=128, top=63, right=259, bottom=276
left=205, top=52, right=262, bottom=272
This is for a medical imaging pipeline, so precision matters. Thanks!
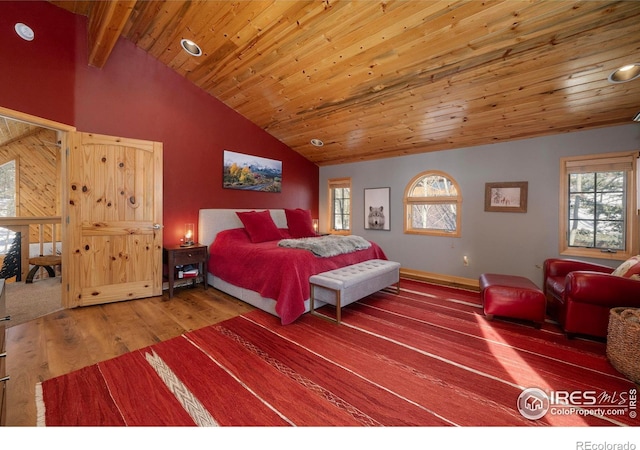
left=26, top=255, right=61, bottom=283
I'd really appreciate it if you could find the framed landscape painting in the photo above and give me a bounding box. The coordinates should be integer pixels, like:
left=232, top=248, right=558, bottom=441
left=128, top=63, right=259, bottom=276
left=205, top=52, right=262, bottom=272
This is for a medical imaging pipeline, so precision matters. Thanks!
left=223, top=150, right=282, bottom=192
left=484, top=181, right=528, bottom=213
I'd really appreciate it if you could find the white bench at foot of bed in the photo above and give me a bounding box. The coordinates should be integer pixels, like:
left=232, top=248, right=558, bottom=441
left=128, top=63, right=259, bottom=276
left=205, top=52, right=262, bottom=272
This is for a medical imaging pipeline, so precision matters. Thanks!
left=309, top=259, right=401, bottom=323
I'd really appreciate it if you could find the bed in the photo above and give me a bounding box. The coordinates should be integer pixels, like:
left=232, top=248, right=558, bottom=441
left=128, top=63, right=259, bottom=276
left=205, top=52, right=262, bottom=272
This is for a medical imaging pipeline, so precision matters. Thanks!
left=198, top=208, right=387, bottom=324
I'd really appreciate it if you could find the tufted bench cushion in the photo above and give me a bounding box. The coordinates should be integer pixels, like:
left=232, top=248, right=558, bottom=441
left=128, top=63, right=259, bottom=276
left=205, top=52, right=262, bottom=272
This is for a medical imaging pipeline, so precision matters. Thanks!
left=479, top=273, right=546, bottom=328
left=309, top=259, right=401, bottom=323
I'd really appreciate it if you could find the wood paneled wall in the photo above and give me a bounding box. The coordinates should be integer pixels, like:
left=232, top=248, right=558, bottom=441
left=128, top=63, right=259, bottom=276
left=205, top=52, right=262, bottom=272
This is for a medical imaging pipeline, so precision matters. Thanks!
left=0, top=127, right=60, bottom=245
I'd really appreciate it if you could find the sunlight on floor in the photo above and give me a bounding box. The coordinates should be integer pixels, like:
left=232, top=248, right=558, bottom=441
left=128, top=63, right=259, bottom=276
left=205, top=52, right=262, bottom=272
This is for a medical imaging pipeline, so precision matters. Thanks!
left=475, top=313, right=589, bottom=426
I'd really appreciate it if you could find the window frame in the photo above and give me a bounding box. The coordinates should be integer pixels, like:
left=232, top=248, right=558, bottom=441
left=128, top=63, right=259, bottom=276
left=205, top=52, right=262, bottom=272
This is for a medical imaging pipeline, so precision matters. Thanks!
left=0, top=157, right=18, bottom=255
left=0, top=157, right=18, bottom=216
left=327, top=177, right=351, bottom=235
left=559, top=151, right=639, bottom=261
left=403, top=170, right=462, bottom=237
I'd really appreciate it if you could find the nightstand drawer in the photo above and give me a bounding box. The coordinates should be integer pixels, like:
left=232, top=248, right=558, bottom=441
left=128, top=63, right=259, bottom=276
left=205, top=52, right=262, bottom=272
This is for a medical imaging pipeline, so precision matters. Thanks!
left=171, top=247, right=207, bottom=265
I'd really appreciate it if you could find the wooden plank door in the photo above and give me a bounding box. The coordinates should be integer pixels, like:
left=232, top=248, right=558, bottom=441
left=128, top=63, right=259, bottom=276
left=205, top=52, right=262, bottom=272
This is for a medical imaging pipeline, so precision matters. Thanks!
left=62, top=132, right=163, bottom=308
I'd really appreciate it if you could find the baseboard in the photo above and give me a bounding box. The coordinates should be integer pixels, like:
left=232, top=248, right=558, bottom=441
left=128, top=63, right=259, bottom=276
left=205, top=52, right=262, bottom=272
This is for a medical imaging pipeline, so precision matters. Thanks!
left=165, top=270, right=479, bottom=292
left=400, top=267, right=480, bottom=292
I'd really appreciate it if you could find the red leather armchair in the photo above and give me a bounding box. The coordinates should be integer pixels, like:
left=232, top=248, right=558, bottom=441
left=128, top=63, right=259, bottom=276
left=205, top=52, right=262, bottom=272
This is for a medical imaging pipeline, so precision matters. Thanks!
left=543, top=258, right=640, bottom=339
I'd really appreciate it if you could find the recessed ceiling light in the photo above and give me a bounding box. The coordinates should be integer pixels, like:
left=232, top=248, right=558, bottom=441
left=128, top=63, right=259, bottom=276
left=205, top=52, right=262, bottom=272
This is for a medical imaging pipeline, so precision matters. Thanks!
left=607, top=63, right=640, bottom=83
left=14, top=22, right=34, bottom=41
left=310, top=138, right=324, bottom=147
left=180, top=38, right=202, bottom=57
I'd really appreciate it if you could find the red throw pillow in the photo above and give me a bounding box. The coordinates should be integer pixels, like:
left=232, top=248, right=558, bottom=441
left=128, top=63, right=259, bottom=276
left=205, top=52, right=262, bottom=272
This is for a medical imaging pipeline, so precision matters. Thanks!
left=236, top=210, right=282, bottom=243
left=285, top=208, right=316, bottom=238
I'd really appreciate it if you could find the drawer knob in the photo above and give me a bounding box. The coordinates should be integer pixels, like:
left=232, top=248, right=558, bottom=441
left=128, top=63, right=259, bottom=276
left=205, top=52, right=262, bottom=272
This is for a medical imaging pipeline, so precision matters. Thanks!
left=0, top=315, right=9, bottom=322
left=0, top=352, right=6, bottom=358
left=0, top=376, right=9, bottom=383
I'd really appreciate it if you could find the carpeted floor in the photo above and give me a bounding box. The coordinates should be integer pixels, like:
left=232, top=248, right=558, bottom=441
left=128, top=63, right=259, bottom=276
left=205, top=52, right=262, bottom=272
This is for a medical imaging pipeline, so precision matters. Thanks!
left=5, top=277, right=63, bottom=327
left=35, top=278, right=638, bottom=427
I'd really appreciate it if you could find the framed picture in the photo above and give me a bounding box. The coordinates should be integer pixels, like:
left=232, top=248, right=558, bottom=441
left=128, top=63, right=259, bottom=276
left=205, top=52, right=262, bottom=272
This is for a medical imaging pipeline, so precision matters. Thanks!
left=364, top=187, right=390, bottom=230
left=484, top=181, right=528, bottom=213
left=223, top=150, right=282, bottom=192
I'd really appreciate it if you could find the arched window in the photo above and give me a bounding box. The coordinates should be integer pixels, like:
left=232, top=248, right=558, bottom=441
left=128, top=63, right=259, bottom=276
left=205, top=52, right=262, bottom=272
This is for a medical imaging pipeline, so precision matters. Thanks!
left=404, top=170, right=461, bottom=237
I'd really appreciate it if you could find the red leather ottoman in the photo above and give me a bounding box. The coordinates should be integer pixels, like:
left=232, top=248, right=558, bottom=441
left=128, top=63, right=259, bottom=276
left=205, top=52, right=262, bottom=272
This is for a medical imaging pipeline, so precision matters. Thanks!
left=479, top=273, right=546, bottom=328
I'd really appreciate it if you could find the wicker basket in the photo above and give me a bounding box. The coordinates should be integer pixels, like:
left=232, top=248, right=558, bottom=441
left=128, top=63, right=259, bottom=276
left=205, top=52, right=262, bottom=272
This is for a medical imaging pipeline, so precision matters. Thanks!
left=606, top=307, right=640, bottom=384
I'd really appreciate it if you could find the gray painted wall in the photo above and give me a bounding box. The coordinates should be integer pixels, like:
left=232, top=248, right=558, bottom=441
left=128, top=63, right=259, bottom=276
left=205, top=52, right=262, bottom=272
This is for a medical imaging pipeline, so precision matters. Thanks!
left=319, top=124, right=640, bottom=287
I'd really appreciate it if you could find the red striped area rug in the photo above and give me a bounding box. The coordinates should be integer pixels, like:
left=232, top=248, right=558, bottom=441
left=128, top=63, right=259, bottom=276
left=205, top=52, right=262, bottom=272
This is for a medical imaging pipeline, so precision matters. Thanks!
left=36, top=279, right=638, bottom=426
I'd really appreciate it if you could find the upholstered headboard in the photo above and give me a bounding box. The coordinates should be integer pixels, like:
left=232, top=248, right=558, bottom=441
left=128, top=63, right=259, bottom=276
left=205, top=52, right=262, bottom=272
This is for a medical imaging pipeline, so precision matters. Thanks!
left=198, top=209, right=288, bottom=247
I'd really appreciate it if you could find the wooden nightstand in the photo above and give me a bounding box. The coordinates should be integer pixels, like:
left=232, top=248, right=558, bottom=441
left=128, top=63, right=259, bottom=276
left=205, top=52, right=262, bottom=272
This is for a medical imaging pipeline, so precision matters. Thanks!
left=163, top=244, right=208, bottom=298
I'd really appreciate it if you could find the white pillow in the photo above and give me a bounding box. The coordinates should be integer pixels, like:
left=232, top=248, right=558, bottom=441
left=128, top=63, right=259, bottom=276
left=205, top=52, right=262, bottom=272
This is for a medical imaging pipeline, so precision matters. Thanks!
left=611, top=255, right=640, bottom=280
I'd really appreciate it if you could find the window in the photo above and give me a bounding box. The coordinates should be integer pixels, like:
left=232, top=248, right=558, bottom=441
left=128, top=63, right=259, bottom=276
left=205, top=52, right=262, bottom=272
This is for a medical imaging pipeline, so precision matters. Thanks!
left=328, top=177, right=351, bottom=234
left=559, top=151, right=639, bottom=260
left=0, top=158, right=17, bottom=254
left=404, top=170, right=461, bottom=237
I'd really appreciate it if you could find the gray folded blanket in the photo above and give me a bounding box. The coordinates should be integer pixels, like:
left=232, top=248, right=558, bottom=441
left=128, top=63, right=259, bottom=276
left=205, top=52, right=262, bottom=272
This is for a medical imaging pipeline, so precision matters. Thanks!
left=278, top=234, right=371, bottom=257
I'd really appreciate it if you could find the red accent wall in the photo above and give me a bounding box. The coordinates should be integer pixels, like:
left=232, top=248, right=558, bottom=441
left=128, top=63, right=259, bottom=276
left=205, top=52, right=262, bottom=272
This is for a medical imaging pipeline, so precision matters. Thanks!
left=0, top=1, right=319, bottom=246
left=0, top=1, right=76, bottom=124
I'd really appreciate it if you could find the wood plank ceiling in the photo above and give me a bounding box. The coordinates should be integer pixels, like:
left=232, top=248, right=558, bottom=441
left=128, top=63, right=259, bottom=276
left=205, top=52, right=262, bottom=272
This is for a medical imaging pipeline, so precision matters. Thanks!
left=48, top=1, right=640, bottom=165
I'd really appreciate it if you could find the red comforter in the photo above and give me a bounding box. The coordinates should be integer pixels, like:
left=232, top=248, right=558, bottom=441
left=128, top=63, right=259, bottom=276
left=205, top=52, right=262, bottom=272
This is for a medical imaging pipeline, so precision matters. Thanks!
left=208, top=228, right=387, bottom=324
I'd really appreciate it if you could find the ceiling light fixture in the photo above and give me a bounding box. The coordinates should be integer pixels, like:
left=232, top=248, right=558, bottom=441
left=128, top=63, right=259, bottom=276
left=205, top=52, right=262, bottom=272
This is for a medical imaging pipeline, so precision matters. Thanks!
left=310, top=138, right=324, bottom=147
left=14, top=22, right=34, bottom=41
left=607, top=63, right=640, bottom=83
left=180, top=38, right=202, bottom=57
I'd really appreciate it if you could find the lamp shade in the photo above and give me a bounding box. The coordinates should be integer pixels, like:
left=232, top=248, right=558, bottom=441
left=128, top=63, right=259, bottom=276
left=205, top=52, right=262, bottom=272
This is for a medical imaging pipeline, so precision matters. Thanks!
left=184, top=223, right=195, bottom=246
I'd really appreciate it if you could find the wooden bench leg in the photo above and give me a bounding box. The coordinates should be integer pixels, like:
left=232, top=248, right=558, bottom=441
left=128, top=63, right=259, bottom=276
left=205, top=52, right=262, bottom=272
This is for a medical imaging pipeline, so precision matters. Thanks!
left=310, top=284, right=315, bottom=314
left=26, top=265, right=56, bottom=284
left=309, top=283, right=342, bottom=324
left=335, top=290, right=342, bottom=324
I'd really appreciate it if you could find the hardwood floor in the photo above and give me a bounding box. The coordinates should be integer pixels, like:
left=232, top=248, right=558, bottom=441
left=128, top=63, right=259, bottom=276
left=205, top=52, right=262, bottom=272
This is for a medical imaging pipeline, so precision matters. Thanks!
left=4, top=285, right=254, bottom=426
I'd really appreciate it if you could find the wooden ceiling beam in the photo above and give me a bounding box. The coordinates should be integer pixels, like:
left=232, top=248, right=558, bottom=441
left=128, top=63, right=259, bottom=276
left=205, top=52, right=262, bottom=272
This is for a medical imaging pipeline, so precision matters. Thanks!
left=86, top=0, right=137, bottom=68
